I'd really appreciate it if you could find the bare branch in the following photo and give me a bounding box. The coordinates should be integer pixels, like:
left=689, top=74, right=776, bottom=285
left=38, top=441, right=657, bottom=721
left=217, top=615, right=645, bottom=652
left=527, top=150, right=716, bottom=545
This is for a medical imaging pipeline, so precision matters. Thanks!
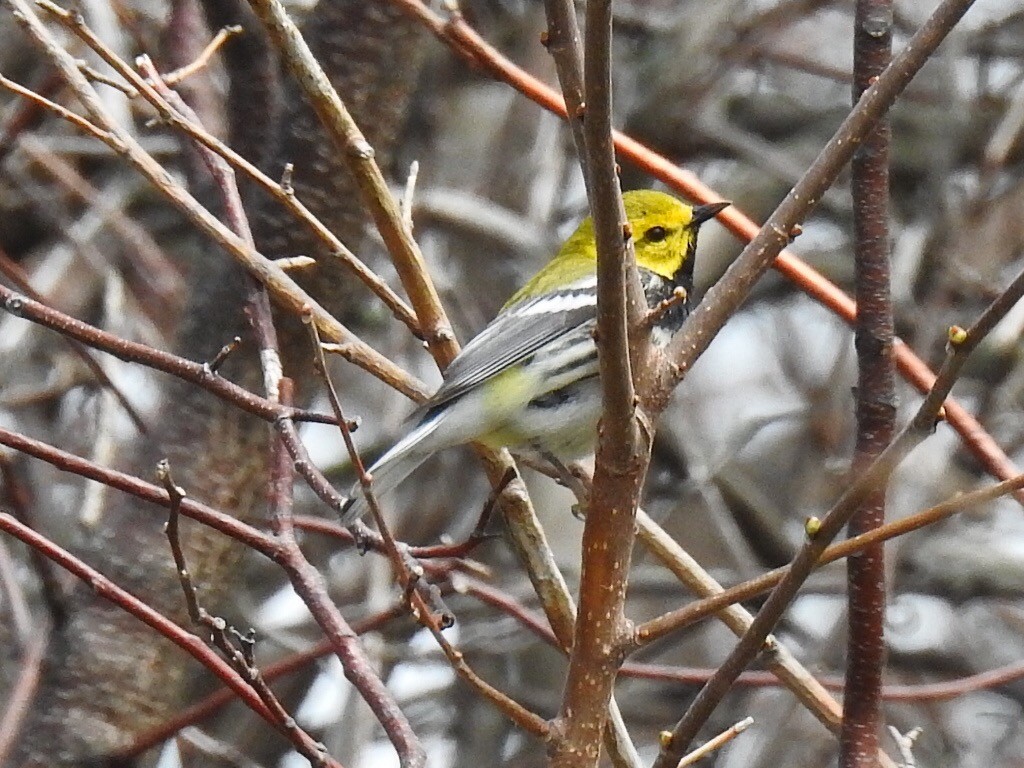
left=654, top=254, right=1024, bottom=765
left=842, top=0, right=895, bottom=763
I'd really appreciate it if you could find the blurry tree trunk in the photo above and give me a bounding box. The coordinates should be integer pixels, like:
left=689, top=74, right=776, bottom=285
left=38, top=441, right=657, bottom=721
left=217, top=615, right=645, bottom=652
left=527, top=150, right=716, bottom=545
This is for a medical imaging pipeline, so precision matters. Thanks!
left=9, top=1, right=424, bottom=764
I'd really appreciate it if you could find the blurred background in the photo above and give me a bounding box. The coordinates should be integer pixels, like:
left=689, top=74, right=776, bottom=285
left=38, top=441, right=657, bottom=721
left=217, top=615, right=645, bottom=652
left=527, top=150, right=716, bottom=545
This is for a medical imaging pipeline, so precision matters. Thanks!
left=2, top=0, right=1024, bottom=766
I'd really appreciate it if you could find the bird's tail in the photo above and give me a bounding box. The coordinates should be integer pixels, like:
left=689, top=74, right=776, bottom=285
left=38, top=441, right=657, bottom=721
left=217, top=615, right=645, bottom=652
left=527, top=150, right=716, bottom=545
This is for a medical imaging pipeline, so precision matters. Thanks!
left=338, top=414, right=440, bottom=524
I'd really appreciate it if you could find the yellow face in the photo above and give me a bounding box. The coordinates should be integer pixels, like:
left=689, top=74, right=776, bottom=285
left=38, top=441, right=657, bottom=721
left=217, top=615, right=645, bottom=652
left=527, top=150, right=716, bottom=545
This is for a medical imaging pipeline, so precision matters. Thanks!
left=506, top=190, right=711, bottom=308
left=624, top=190, right=700, bottom=280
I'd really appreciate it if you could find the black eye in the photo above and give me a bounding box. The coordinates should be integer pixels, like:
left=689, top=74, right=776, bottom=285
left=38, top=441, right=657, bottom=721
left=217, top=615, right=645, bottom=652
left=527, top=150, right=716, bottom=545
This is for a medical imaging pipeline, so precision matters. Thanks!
left=645, top=226, right=668, bottom=242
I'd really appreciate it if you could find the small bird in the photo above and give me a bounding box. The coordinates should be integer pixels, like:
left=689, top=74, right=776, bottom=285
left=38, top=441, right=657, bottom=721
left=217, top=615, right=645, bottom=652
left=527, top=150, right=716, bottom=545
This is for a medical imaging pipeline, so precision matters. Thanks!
left=341, top=190, right=728, bottom=522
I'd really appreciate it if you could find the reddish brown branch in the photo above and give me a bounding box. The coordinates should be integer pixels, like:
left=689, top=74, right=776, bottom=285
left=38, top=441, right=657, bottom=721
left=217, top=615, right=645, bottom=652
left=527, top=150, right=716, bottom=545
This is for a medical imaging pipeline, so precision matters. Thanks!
left=0, top=283, right=345, bottom=428
left=842, top=1, right=895, bottom=764
left=159, top=457, right=332, bottom=766
left=459, top=574, right=1024, bottom=703
left=0, top=425, right=277, bottom=550
left=0, top=512, right=333, bottom=757
left=117, top=603, right=408, bottom=758
left=385, top=0, right=1022, bottom=505
left=0, top=247, right=149, bottom=434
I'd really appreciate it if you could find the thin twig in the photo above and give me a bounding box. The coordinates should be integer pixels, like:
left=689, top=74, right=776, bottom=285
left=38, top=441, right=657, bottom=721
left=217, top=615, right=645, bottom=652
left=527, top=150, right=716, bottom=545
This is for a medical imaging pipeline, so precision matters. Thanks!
left=304, top=320, right=548, bottom=736
left=162, top=24, right=243, bottom=85
left=271, top=377, right=426, bottom=767
left=674, top=717, right=754, bottom=767
left=158, top=460, right=331, bottom=767
left=541, top=0, right=589, bottom=190
left=139, top=54, right=286, bottom=403
left=244, top=0, right=448, bottom=353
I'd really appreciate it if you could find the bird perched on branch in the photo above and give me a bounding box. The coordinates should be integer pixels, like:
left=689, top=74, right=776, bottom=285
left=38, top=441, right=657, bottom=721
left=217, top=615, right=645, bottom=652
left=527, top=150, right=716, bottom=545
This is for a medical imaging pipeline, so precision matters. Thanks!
left=341, top=189, right=728, bottom=522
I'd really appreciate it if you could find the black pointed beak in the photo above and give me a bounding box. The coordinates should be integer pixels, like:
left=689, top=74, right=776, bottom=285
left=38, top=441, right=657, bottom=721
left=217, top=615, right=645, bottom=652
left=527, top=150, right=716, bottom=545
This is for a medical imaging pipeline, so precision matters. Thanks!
left=690, top=201, right=730, bottom=227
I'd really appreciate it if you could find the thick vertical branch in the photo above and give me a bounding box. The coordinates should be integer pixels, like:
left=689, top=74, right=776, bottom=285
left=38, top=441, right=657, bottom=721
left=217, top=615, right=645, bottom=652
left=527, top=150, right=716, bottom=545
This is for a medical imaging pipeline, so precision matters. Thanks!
left=841, top=1, right=894, bottom=765
left=551, top=0, right=650, bottom=765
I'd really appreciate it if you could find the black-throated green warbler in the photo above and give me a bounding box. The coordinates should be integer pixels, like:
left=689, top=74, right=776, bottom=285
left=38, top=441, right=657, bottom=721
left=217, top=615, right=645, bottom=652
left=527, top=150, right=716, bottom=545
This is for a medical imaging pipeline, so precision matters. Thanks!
left=341, top=190, right=727, bottom=522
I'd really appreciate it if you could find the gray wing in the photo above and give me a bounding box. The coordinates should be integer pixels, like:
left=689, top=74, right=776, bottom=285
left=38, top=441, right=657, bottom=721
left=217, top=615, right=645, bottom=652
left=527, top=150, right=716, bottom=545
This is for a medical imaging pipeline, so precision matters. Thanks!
left=423, top=285, right=597, bottom=411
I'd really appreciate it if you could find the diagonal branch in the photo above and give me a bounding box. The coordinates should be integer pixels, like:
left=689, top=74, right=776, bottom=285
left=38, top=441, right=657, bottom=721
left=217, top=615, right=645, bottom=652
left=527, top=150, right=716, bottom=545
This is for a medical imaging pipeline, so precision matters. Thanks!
left=6, top=0, right=425, bottom=401
left=386, top=0, right=1021, bottom=503
left=0, top=513, right=340, bottom=764
left=242, top=0, right=455, bottom=360
left=650, top=0, right=981, bottom=406
left=634, top=471, right=1024, bottom=644
left=653, top=257, right=1024, bottom=766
